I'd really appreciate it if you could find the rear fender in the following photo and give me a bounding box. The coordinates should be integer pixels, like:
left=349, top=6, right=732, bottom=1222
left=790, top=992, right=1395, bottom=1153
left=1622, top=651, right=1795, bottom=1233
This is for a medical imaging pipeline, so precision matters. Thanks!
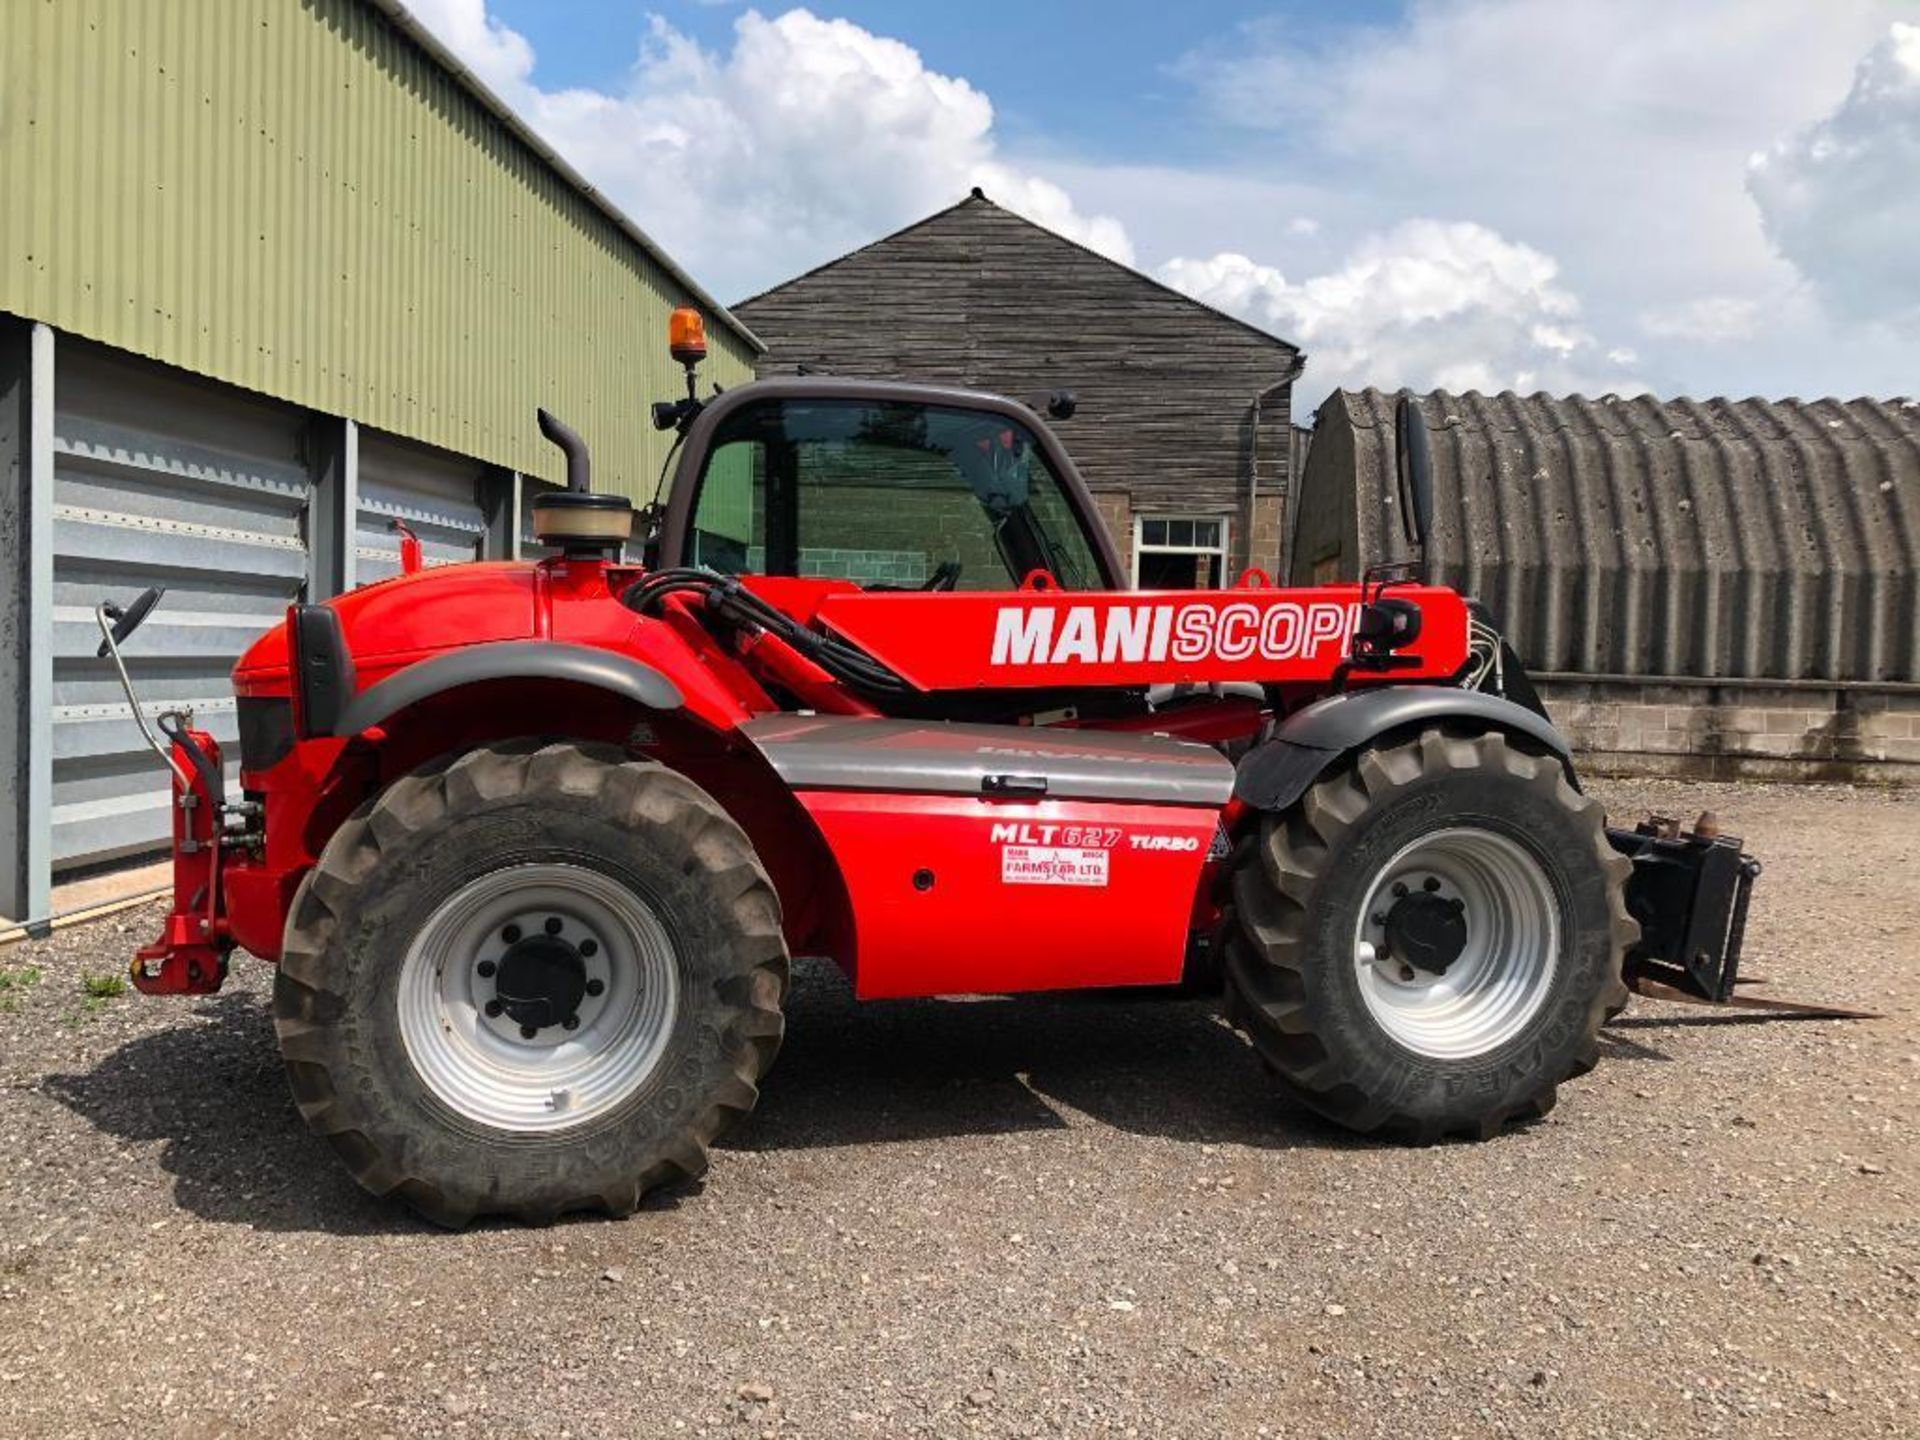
left=334, top=708, right=850, bottom=966
left=320, top=640, right=683, bottom=736
left=1233, top=686, right=1575, bottom=814
left=228, top=646, right=723, bottom=963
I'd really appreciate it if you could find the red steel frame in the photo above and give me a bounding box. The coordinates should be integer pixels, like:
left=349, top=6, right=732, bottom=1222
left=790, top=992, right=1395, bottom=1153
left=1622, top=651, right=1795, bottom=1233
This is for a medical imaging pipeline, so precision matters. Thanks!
left=132, top=555, right=1472, bottom=1001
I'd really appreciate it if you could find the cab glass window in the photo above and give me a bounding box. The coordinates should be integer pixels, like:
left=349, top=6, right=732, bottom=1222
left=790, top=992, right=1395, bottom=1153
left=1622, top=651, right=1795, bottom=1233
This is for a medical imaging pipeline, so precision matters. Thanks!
left=687, top=399, right=1103, bottom=591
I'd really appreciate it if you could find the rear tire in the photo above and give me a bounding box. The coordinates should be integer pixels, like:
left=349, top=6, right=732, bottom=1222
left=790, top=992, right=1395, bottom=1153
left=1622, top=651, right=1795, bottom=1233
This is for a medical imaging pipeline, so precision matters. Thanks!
left=272, top=740, right=788, bottom=1227
left=1225, top=727, right=1632, bottom=1142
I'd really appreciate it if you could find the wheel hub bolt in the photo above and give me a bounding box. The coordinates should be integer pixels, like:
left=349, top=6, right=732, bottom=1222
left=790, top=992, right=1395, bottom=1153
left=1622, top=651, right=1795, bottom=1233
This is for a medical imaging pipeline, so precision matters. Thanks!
left=484, top=999, right=504, bottom=1018
left=476, top=959, right=497, bottom=979
left=1370, top=911, right=1387, bottom=928
left=1399, top=963, right=1416, bottom=982
left=562, top=1015, right=580, bottom=1031
left=544, top=916, right=564, bottom=936
left=1423, top=876, right=1442, bottom=893
left=585, top=977, right=605, bottom=998
left=1391, top=882, right=1409, bottom=898
left=501, top=924, right=521, bottom=944
left=519, top=1024, right=539, bottom=1040
left=579, top=939, right=598, bottom=958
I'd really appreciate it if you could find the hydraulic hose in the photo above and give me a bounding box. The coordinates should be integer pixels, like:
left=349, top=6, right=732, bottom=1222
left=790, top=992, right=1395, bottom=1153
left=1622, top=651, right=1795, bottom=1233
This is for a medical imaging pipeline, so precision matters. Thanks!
left=622, top=570, right=910, bottom=696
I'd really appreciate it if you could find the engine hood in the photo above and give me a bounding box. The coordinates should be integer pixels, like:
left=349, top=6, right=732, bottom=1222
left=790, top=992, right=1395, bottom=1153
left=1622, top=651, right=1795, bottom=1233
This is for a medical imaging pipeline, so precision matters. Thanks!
left=235, top=562, right=542, bottom=687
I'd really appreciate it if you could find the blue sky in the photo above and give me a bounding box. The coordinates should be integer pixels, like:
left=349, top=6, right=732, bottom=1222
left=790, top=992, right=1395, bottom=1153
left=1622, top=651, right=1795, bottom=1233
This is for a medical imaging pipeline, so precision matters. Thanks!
left=487, top=1, right=1401, bottom=165
left=416, top=1, right=1919, bottom=411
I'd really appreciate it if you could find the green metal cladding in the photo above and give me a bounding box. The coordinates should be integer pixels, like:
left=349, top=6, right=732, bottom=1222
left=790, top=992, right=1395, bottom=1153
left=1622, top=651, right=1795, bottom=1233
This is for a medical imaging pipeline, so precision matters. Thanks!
left=0, top=0, right=758, bottom=500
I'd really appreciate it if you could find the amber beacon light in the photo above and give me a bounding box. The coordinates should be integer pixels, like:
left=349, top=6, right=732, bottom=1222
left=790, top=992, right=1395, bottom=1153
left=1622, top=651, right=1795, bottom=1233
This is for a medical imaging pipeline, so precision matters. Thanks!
left=669, top=307, right=708, bottom=366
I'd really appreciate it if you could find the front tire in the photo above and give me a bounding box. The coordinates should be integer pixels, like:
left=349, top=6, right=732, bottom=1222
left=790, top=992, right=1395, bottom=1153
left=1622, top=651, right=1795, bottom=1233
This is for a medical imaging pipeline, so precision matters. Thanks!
left=1225, top=727, right=1632, bottom=1142
left=273, top=741, right=788, bottom=1227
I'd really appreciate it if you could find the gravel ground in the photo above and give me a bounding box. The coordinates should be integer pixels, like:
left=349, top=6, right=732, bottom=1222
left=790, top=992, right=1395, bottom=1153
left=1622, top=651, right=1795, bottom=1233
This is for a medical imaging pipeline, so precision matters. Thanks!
left=0, top=777, right=1913, bottom=1439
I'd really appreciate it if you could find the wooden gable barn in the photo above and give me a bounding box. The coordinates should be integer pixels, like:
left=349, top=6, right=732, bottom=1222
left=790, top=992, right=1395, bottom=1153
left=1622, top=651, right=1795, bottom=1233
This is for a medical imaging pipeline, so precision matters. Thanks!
left=733, top=191, right=1303, bottom=586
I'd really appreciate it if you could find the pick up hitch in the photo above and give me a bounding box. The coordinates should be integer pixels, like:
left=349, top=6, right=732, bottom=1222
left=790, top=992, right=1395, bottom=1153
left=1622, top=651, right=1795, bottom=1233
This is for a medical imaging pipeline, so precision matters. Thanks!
left=1608, top=813, right=1877, bottom=1021
left=96, top=592, right=232, bottom=995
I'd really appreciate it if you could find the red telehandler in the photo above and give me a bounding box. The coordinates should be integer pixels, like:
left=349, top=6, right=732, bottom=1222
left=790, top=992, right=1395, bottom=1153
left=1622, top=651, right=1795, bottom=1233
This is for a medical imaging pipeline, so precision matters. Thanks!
left=95, top=310, right=1788, bottom=1226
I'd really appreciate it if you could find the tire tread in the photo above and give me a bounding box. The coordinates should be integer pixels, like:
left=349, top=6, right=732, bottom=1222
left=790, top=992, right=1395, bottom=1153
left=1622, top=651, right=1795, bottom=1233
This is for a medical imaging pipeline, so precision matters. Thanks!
left=272, top=742, right=788, bottom=1228
left=1226, top=726, right=1633, bottom=1142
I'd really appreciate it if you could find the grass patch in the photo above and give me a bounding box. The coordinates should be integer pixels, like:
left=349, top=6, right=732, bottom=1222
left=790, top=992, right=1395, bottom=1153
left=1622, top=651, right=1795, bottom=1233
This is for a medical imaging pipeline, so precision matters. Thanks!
left=0, top=965, right=43, bottom=1014
left=80, top=971, right=127, bottom=1001
left=66, top=970, right=130, bottom=1020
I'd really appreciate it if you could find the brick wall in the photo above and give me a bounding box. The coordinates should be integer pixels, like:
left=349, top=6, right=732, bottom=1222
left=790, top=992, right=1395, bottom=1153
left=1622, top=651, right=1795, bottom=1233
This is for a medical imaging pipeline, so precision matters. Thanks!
left=1092, top=491, right=1132, bottom=578
left=747, top=544, right=928, bottom=586
left=1243, top=493, right=1284, bottom=579
left=1538, top=678, right=1920, bottom=782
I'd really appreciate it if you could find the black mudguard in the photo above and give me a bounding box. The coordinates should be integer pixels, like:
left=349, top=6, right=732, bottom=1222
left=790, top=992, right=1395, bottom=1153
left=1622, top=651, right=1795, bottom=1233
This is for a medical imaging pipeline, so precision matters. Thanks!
left=319, top=635, right=683, bottom=738
left=1233, top=685, right=1574, bottom=812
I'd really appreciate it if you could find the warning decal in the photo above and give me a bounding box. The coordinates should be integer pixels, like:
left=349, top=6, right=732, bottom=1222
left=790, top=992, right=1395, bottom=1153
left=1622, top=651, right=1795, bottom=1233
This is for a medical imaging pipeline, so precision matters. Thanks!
left=1001, top=844, right=1110, bottom=887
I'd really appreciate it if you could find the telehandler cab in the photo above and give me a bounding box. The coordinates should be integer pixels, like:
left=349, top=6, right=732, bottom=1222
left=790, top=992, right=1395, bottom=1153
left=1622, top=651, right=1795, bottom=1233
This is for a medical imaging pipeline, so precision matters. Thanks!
left=101, top=309, right=1791, bottom=1226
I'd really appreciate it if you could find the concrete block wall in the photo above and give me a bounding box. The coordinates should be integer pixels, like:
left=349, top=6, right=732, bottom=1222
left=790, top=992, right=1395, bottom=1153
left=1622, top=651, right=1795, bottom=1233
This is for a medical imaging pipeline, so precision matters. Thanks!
left=1538, top=678, right=1920, bottom=783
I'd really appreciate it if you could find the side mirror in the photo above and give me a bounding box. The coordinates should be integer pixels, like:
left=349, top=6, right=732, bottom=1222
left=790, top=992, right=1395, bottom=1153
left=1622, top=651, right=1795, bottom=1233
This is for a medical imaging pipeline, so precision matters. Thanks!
left=96, top=585, right=166, bottom=658
left=1394, top=394, right=1434, bottom=554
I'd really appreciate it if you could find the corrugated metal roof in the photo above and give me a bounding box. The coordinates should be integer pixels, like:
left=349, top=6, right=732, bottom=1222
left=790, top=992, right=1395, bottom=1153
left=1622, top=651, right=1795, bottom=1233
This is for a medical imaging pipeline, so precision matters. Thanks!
left=0, top=0, right=757, bottom=501
left=1294, top=389, right=1920, bottom=684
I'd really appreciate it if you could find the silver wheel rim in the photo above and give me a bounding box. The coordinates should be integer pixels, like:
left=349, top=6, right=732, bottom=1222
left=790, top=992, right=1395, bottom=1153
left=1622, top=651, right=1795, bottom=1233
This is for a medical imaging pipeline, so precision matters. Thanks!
left=1352, top=826, right=1561, bottom=1060
left=397, top=862, right=680, bottom=1132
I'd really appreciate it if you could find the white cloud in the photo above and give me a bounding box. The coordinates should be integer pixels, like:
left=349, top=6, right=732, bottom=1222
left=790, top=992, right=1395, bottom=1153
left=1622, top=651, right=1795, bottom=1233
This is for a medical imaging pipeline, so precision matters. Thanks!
left=1748, top=22, right=1920, bottom=327
left=1183, top=1, right=1898, bottom=293
left=1175, top=0, right=1912, bottom=398
left=407, top=0, right=1919, bottom=402
left=1637, top=296, right=1766, bottom=344
left=1161, top=221, right=1644, bottom=400
left=403, top=2, right=1131, bottom=299
left=405, top=0, right=533, bottom=91
left=412, top=0, right=1643, bottom=401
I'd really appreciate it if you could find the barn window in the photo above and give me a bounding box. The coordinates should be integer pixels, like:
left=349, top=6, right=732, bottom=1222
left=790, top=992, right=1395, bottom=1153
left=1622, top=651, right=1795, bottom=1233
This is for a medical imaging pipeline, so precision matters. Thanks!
left=1134, top=514, right=1230, bottom=588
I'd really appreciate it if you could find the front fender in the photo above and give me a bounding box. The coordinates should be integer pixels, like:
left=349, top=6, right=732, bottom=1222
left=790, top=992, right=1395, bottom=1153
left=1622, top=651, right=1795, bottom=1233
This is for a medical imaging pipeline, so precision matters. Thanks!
left=1233, top=686, right=1573, bottom=812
